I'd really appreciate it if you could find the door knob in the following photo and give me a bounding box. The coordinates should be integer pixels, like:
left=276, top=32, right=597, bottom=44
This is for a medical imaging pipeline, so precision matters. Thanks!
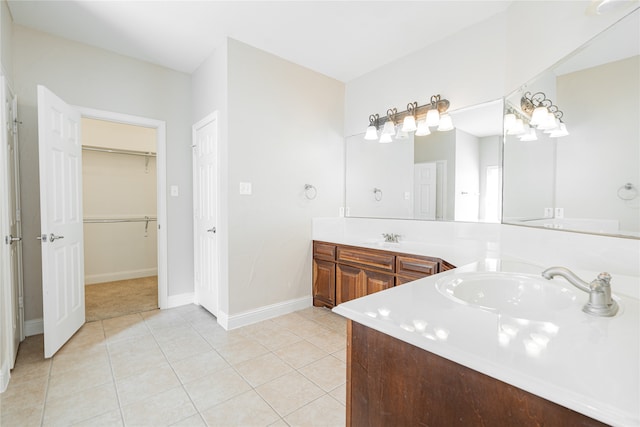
left=4, top=235, right=22, bottom=244
left=49, top=233, right=65, bottom=242
left=207, top=227, right=216, bottom=233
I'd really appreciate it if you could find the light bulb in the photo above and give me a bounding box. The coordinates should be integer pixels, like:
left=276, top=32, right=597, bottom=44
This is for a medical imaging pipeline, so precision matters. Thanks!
left=425, top=108, right=440, bottom=127
left=364, top=125, right=378, bottom=140
left=504, top=113, right=516, bottom=132
left=415, top=120, right=431, bottom=136
left=507, top=118, right=525, bottom=135
left=530, top=105, right=548, bottom=126
left=519, top=127, right=538, bottom=141
left=381, top=120, right=395, bottom=136
left=379, top=133, right=392, bottom=143
left=437, top=114, right=454, bottom=131
left=402, top=115, right=417, bottom=132
left=549, top=122, right=569, bottom=137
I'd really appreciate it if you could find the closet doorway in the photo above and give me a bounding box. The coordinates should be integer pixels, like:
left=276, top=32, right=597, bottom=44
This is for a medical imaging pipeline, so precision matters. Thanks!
left=81, top=117, right=161, bottom=321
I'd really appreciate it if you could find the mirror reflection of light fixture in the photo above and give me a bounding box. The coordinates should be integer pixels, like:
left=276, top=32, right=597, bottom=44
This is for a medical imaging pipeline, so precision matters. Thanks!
left=504, top=112, right=516, bottom=131
left=364, top=114, right=380, bottom=140
left=415, top=119, right=431, bottom=136
left=379, top=133, right=393, bottom=143
left=364, top=94, right=452, bottom=143
left=437, top=114, right=454, bottom=131
left=504, top=91, right=569, bottom=139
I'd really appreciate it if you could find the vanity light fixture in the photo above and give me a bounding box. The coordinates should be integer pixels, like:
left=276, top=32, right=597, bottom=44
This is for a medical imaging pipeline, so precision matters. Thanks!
left=364, top=114, right=380, bottom=140
left=504, top=92, right=569, bottom=139
left=364, top=94, right=452, bottom=143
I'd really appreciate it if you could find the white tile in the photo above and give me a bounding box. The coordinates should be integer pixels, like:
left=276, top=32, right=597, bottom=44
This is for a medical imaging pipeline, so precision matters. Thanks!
left=200, top=390, right=280, bottom=426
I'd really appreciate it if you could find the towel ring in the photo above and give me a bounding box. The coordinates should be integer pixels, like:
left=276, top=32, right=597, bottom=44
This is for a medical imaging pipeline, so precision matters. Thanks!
left=373, top=187, right=383, bottom=202
left=617, top=183, right=638, bottom=201
left=304, top=184, right=317, bottom=200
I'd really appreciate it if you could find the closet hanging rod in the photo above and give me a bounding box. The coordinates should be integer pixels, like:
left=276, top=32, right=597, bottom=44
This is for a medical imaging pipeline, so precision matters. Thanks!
left=83, top=217, right=157, bottom=224
left=82, top=145, right=156, bottom=157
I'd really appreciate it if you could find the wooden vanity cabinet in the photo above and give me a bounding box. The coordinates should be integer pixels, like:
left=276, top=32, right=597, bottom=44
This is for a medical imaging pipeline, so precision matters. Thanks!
left=313, top=240, right=453, bottom=308
left=346, top=320, right=607, bottom=427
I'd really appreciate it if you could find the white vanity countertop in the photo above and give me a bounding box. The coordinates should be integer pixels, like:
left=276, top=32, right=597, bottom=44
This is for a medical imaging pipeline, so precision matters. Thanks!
left=332, top=258, right=640, bottom=426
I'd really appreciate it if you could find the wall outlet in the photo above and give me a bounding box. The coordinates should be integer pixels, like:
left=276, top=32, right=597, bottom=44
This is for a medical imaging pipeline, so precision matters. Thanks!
left=339, top=207, right=345, bottom=217
left=555, top=207, right=564, bottom=218
left=239, top=182, right=252, bottom=195
left=544, top=207, right=553, bottom=217
left=170, top=185, right=179, bottom=197
left=404, top=191, right=411, bottom=200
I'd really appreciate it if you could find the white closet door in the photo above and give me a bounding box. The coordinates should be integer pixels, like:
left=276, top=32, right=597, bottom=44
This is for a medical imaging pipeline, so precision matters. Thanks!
left=192, top=112, right=219, bottom=316
left=37, top=85, right=85, bottom=358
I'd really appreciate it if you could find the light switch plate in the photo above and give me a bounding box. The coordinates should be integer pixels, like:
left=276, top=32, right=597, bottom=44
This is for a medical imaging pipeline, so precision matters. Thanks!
left=555, top=207, right=564, bottom=218
left=239, top=182, right=252, bottom=195
left=170, top=185, right=179, bottom=197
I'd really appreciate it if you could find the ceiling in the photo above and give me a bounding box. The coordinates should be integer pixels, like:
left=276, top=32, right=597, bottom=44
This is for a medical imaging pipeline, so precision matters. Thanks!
left=7, top=1, right=512, bottom=82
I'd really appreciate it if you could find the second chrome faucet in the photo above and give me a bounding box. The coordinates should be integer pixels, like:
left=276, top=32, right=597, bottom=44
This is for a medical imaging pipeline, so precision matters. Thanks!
left=542, top=266, right=618, bottom=317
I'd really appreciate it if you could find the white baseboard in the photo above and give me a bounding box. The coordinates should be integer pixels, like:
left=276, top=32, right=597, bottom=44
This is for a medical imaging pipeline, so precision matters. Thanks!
left=0, top=358, right=9, bottom=393
left=166, top=292, right=195, bottom=308
left=84, top=268, right=158, bottom=285
left=24, top=318, right=43, bottom=336
left=218, top=296, right=312, bottom=330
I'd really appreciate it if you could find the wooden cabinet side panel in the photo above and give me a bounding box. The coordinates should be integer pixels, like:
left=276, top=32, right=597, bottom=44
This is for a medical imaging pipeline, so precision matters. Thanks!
left=348, top=322, right=607, bottom=427
left=313, top=259, right=336, bottom=308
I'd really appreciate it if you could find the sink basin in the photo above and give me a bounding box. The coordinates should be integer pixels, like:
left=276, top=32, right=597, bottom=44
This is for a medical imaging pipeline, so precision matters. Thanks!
left=436, top=272, right=578, bottom=318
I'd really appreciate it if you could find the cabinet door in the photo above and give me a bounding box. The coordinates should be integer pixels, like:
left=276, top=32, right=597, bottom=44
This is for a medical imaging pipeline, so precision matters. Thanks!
left=313, top=259, right=336, bottom=308
left=337, top=264, right=362, bottom=305
left=363, top=270, right=395, bottom=296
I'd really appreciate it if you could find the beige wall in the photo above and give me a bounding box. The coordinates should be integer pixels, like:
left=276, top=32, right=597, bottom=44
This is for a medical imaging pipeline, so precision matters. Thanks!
left=13, top=25, right=192, bottom=321
left=556, top=56, right=639, bottom=232
left=191, top=38, right=345, bottom=318
left=1, top=0, right=12, bottom=79
left=226, top=39, right=344, bottom=315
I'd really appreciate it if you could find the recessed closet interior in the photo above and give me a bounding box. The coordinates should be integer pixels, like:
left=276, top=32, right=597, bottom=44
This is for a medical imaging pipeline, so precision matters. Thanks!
left=81, top=118, right=158, bottom=319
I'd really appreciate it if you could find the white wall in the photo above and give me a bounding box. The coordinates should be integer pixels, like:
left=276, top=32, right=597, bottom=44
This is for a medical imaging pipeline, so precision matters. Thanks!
left=226, top=39, right=344, bottom=315
left=555, top=56, right=639, bottom=233
left=478, top=135, right=501, bottom=221
left=13, top=25, right=192, bottom=322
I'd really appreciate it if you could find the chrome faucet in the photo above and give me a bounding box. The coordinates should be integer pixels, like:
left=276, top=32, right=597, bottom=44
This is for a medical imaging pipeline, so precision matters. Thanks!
left=541, top=266, right=618, bottom=317
left=382, top=233, right=400, bottom=243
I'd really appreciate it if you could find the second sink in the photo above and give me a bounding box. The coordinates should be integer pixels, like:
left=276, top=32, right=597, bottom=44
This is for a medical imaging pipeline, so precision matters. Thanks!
left=436, top=272, right=579, bottom=318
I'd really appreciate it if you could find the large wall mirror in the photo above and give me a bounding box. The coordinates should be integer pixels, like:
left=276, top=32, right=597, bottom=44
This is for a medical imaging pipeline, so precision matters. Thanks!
left=345, top=99, right=504, bottom=223
left=503, top=9, right=639, bottom=239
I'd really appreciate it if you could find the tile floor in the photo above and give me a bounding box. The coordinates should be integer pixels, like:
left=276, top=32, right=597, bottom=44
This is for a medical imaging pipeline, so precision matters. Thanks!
left=0, top=305, right=348, bottom=426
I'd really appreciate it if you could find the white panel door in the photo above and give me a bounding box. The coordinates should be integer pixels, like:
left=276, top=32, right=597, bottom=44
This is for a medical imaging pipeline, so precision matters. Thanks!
left=37, top=85, right=85, bottom=358
left=4, top=82, right=23, bottom=366
left=192, top=113, right=218, bottom=316
left=414, top=162, right=437, bottom=220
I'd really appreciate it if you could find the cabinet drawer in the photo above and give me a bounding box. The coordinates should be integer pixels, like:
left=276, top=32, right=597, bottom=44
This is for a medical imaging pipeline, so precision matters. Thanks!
left=337, top=247, right=395, bottom=272
left=314, top=241, right=336, bottom=261
left=396, top=255, right=438, bottom=278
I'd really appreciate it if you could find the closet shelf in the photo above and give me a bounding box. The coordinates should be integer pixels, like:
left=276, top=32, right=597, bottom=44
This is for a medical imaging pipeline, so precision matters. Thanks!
left=83, top=217, right=157, bottom=224
left=82, top=145, right=156, bottom=157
